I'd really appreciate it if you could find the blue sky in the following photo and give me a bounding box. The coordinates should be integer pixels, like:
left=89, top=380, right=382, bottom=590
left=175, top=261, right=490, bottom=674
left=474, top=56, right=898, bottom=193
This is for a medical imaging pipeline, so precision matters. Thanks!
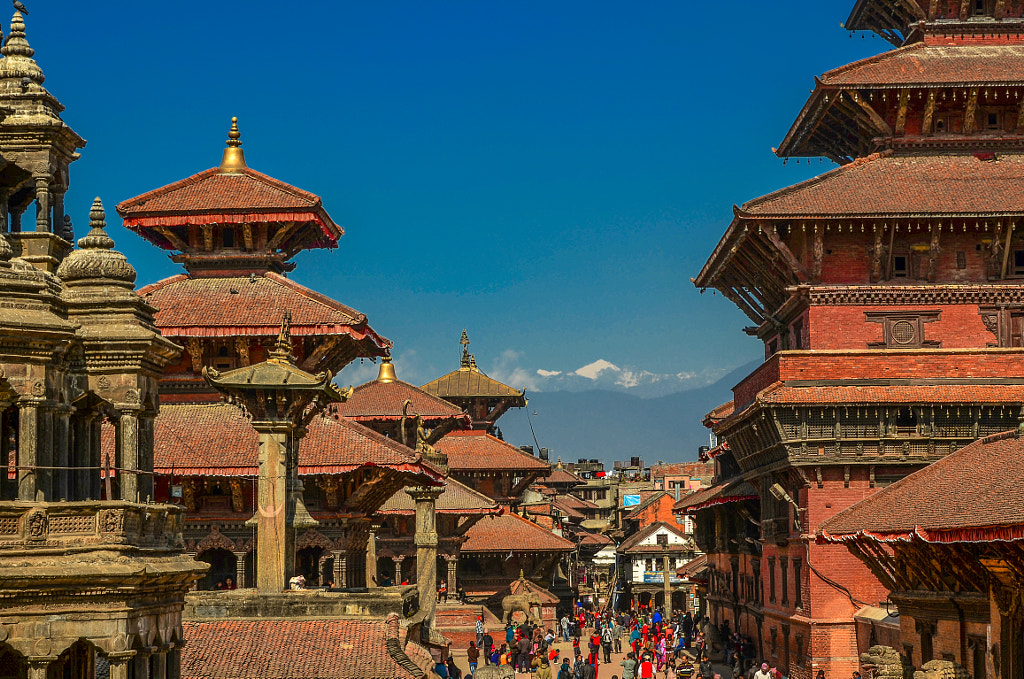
left=31, top=1, right=883, bottom=389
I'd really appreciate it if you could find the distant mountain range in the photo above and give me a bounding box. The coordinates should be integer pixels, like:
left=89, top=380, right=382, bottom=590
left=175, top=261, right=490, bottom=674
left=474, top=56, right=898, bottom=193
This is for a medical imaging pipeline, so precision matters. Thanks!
left=532, top=358, right=730, bottom=399
left=496, top=360, right=759, bottom=466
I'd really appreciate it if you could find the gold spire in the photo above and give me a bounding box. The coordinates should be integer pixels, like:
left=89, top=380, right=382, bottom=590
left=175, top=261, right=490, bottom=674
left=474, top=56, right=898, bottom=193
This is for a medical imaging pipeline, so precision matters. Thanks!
left=377, top=356, right=397, bottom=383
left=268, top=311, right=293, bottom=362
left=219, top=117, right=247, bottom=173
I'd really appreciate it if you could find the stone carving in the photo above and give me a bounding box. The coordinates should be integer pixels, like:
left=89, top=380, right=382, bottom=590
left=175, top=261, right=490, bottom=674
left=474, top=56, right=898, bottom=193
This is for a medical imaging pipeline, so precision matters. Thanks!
left=196, top=525, right=235, bottom=554
left=914, top=660, right=971, bottom=679
left=123, top=388, right=140, bottom=405
left=317, top=475, right=338, bottom=509
left=97, top=375, right=111, bottom=391
left=698, top=618, right=725, bottom=661
left=182, top=478, right=196, bottom=512
left=229, top=479, right=244, bottom=512
left=860, top=645, right=913, bottom=679
left=235, top=337, right=250, bottom=367
left=99, top=509, right=124, bottom=533
left=296, top=528, right=333, bottom=550
left=501, top=592, right=542, bottom=625
left=49, top=514, right=94, bottom=534
left=185, top=339, right=203, bottom=374
left=25, top=509, right=47, bottom=540
left=473, top=667, right=515, bottom=679
left=30, top=379, right=44, bottom=396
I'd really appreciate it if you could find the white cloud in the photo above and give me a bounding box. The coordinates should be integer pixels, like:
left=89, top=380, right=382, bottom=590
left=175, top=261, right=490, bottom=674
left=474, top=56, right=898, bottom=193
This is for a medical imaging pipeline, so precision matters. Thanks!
left=536, top=369, right=562, bottom=377
left=488, top=349, right=542, bottom=392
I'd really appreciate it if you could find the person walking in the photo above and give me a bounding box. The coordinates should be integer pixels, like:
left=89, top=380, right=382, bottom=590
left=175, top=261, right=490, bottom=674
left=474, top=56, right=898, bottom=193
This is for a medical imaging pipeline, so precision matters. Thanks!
left=476, top=616, right=484, bottom=647
left=562, top=615, right=571, bottom=642
left=468, top=641, right=480, bottom=675
left=601, top=624, right=614, bottom=663
left=754, top=663, right=772, bottom=679
left=483, top=630, right=494, bottom=665
left=621, top=652, right=638, bottom=679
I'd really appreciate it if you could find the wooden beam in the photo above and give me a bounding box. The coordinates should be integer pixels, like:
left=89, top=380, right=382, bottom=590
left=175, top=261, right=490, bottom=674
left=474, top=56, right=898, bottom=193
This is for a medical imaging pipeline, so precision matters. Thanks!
left=721, top=284, right=765, bottom=325
left=848, top=91, right=894, bottom=136
left=266, top=221, right=299, bottom=250
left=922, top=90, right=936, bottom=136
left=1002, top=221, right=1015, bottom=279
left=811, top=226, right=824, bottom=283
left=964, top=89, right=979, bottom=135
left=895, top=90, right=910, bottom=135
left=760, top=223, right=810, bottom=283
left=156, top=226, right=188, bottom=252
left=927, top=223, right=941, bottom=282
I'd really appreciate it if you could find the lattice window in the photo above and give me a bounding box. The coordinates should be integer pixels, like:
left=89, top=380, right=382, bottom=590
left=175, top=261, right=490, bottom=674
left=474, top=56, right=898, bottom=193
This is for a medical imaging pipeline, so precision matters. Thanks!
left=777, top=410, right=801, bottom=439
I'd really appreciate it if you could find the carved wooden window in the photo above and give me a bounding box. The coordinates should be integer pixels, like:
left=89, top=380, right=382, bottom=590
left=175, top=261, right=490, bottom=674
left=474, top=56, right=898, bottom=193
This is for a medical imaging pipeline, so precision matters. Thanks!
left=917, top=620, right=936, bottom=662
left=780, top=558, right=789, bottom=605
left=957, top=251, right=966, bottom=269
left=792, top=558, right=803, bottom=609
left=978, top=308, right=1024, bottom=346
left=866, top=311, right=941, bottom=349
left=791, top=320, right=804, bottom=350
left=986, top=112, right=1001, bottom=131
left=892, top=254, right=909, bottom=277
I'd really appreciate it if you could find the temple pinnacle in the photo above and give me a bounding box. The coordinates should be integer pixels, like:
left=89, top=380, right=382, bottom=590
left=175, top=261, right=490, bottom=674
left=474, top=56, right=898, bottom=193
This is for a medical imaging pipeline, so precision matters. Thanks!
left=219, top=116, right=247, bottom=173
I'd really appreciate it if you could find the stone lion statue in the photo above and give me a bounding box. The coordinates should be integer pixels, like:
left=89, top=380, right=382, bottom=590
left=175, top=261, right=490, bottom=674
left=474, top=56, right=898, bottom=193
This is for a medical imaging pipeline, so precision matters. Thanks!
left=860, top=645, right=914, bottom=679
left=501, top=592, right=543, bottom=625
left=473, top=664, right=515, bottom=679
left=698, top=619, right=725, bottom=661
left=913, top=660, right=971, bottom=679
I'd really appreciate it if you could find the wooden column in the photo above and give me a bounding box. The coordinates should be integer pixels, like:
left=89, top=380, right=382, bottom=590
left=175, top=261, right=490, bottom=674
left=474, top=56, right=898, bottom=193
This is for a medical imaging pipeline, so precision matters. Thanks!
left=366, top=521, right=381, bottom=587
left=33, top=174, right=50, bottom=232
left=922, top=90, right=936, bottom=135
left=255, top=428, right=291, bottom=592
left=895, top=90, right=910, bottom=135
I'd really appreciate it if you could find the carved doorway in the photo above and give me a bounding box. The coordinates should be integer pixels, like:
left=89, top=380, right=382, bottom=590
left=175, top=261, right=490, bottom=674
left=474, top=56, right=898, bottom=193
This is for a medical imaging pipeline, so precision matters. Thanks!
left=0, top=643, right=26, bottom=679
left=52, top=639, right=98, bottom=679
left=296, top=547, right=324, bottom=586
left=197, top=548, right=237, bottom=590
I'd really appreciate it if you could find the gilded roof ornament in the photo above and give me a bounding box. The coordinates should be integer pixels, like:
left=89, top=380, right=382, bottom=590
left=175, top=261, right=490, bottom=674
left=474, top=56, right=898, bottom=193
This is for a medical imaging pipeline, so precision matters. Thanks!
left=460, top=329, right=471, bottom=370
left=56, top=197, right=137, bottom=285
left=268, top=310, right=293, bottom=362
left=219, top=116, right=247, bottom=173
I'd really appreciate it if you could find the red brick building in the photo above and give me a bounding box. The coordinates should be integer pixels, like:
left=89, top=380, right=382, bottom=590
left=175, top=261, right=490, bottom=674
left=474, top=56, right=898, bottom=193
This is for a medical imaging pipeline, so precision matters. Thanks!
left=819, top=429, right=1024, bottom=677
left=692, top=2, right=1024, bottom=676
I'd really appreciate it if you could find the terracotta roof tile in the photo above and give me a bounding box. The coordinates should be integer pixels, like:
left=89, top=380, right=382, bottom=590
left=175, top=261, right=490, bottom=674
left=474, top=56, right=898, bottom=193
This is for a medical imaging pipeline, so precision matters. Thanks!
left=138, top=273, right=389, bottom=350
left=181, top=618, right=430, bottom=679
left=820, top=43, right=1024, bottom=87
left=676, top=553, right=708, bottom=579
left=379, top=477, right=497, bottom=515
left=739, top=152, right=1024, bottom=219
left=436, top=431, right=551, bottom=473
left=332, top=378, right=466, bottom=422
left=618, top=521, right=691, bottom=554
left=758, top=383, right=1024, bottom=405
left=674, top=479, right=759, bottom=513
left=522, top=501, right=585, bottom=521
left=819, top=430, right=1024, bottom=541
left=117, top=167, right=342, bottom=241
left=460, top=512, right=574, bottom=553
left=104, top=403, right=442, bottom=481
left=545, top=468, right=584, bottom=485
left=421, top=369, right=526, bottom=401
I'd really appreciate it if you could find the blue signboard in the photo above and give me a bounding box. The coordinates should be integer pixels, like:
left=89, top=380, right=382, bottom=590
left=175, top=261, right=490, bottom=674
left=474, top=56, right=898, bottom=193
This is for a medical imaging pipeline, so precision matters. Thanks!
left=624, top=494, right=641, bottom=507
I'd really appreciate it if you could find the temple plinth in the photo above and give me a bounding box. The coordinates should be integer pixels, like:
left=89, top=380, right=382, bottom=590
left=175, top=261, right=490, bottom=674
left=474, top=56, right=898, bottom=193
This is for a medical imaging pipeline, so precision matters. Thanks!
left=203, top=314, right=344, bottom=592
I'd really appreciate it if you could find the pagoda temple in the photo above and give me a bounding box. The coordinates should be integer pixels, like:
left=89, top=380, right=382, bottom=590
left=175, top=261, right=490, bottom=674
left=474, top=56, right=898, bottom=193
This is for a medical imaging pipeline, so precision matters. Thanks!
left=692, top=2, right=1024, bottom=677
left=112, top=122, right=446, bottom=593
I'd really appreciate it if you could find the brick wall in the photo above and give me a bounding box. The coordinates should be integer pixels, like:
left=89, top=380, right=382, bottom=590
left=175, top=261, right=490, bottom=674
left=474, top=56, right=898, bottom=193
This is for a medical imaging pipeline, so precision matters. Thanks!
left=808, top=304, right=994, bottom=350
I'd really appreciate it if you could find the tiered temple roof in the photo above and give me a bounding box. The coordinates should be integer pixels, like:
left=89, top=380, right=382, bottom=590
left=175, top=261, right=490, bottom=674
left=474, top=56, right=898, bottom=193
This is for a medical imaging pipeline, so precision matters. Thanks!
left=460, top=512, right=574, bottom=554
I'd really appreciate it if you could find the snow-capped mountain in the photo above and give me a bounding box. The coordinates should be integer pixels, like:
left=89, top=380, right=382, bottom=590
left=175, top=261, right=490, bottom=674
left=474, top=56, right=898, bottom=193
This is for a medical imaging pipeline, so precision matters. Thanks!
left=530, top=359, right=728, bottom=399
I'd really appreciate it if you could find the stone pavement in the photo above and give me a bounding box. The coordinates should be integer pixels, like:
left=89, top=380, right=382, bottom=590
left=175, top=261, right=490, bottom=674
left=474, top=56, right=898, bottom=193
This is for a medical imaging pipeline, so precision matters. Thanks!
left=448, top=636, right=736, bottom=679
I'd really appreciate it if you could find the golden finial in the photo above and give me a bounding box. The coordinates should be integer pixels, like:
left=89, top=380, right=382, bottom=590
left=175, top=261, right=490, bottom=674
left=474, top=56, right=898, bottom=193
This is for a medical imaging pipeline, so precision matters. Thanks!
left=377, top=356, right=397, bottom=383
left=219, top=116, right=247, bottom=173
left=268, top=311, right=293, bottom=362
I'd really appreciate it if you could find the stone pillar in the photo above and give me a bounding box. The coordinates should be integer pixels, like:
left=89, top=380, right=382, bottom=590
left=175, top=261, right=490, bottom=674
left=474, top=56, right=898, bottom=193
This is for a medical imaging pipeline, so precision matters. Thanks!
left=53, top=405, right=71, bottom=501
left=17, top=401, right=39, bottom=501
left=107, top=654, right=135, bottom=679
left=117, top=409, right=140, bottom=502
left=445, top=554, right=458, bottom=594
left=332, top=549, right=347, bottom=589
left=133, top=649, right=152, bottom=679
left=51, top=187, right=66, bottom=237
left=26, top=658, right=54, bottom=679
left=394, top=555, right=405, bottom=585
left=72, top=413, right=96, bottom=500
left=255, top=428, right=292, bottom=592
left=89, top=415, right=103, bottom=501
left=33, top=174, right=51, bottom=232
left=663, top=551, right=673, bottom=620
left=407, top=486, right=443, bottom=626
left=151, top=652, right=167, bottom=679
left=138, top=413, right=156, bottom=501
left=365, top=521, right=381, bottom=587
left=234, top=551, right=247, bottom=588
left=10, top=205, right=23, bottom=232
